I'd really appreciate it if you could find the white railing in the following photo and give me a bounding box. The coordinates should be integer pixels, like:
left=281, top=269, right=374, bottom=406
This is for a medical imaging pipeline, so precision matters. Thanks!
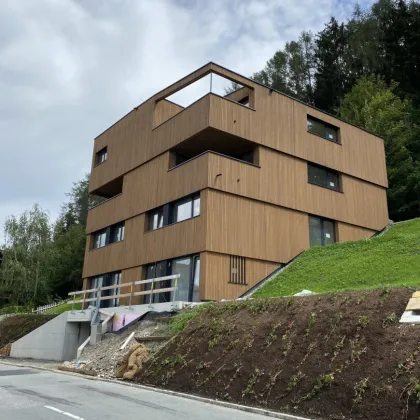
left=32, top=301, right=66, bottom=313
left=67, top=274, right=180, bottom=311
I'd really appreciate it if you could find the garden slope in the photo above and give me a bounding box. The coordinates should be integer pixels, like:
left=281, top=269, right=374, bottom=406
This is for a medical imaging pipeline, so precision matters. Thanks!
left=254, top=218, right=420, bottom=298
left=136, top=288, right=420, bottom=420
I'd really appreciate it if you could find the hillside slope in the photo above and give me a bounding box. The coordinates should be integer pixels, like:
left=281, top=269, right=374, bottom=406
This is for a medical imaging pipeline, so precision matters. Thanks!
left=136, top=288, right=420, bottom=420
left=0, top=314, right=56, bottom=348
left=253, top=218, right=420, bottom=298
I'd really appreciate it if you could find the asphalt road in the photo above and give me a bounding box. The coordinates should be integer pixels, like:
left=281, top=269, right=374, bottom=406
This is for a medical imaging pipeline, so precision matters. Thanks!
left=0, top=363, right=275, bottom=420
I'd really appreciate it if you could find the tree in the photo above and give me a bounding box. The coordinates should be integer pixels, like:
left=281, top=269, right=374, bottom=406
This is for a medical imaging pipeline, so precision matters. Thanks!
left=0, top=205, right=53, bottom=306
left=340, top=76, right=420, bottom=220
left=51, top=174, right=102, bottom=298
left=378, top=0, right=420, bottom=105
left=252, top=31, right=315, bottom=103
left=0, top=174, right=101, bottom=307
left=313, top=18, right=353, bottom=113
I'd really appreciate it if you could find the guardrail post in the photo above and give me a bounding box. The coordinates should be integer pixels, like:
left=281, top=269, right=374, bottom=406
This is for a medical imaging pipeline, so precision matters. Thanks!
left=129, top=282, right=133, bottom=309
left=148, top=278, right=155, bottom=309
left=81, top=291, right=86, bottom=313
left=96, top=287, right=101, bottom=309
left=172, top=277, right=178, bottom=305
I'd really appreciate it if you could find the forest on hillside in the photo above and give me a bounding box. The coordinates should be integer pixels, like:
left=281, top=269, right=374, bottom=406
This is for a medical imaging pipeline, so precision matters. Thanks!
left=0, top=0, right=419, bottom=309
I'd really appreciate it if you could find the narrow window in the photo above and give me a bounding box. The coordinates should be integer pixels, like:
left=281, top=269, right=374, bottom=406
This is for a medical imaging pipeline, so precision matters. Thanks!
left=229, top=255, right=246, bottom=284
left=110, top=222, right=125, bottom=243
left=308, top=163, right=340, bottom=191
left=92, top=229, right=107, bottom=249
left=193, top=196, right=200, bottom=217
left=148, top=207, right=164, bottom=231
left=309, top=216, right=336, bottom=247
left=95, top=147, right=108, bottom=165
left=307, top=116, right=339, bottom=143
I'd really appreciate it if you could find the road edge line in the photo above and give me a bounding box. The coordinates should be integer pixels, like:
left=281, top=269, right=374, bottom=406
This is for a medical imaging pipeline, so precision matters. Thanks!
left=0, top=360, right=312, bottom=420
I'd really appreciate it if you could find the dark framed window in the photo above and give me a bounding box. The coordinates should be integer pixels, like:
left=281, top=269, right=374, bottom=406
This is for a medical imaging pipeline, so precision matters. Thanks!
left=110, top=222, right=125, bottom=243
left=171, top=194, right=200, bottom=223
left=89, top=271, right=121, bottom=308
left=309, top=216, right=336, bottom=247
left=147, top=193, right=200, bottom=231
left=307, top=116, right=339, bottom=143
left=91, top=221, right=125, bottom=249
left=148, top=207, right=164, bottom=231
left=308, top=163, right=340, bottom=191
left=144, top=254, right=200, bottom=304
left=92, top=229, right=107, bottom=249
left=96, top=147, right=108, bottom=165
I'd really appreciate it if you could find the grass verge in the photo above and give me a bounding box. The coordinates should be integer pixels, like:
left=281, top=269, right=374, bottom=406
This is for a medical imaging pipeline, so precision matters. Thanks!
left=254, top=218, right=420, bottom=298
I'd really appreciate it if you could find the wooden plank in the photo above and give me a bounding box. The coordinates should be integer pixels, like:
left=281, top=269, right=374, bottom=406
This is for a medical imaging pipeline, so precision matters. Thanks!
left=406, top=298, right=420, bottom=311
left=201, top=252, right=280, bottom=300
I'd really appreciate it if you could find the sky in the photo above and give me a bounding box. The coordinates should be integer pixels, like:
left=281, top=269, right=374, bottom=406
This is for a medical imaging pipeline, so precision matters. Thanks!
left=0, top=0, right=371, bottom=234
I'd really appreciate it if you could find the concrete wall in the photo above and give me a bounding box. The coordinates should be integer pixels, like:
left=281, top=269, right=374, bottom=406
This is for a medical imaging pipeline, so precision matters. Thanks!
left=10, top=312, right=90, bottom=361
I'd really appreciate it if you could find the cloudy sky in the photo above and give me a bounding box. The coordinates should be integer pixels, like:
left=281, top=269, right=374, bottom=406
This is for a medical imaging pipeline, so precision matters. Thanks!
left=0, top=0, right=371, bottom=233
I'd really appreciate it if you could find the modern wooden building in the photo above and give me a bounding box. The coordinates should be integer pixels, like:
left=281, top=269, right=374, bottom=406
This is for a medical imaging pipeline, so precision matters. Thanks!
left=82, top=63, right=388, bottom=305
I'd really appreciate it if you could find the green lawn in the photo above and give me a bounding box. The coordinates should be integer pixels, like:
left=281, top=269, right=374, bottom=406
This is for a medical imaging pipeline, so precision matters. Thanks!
left=44, top=300, right=81, bottom=314
left=253, top=218, right=420, bottom=298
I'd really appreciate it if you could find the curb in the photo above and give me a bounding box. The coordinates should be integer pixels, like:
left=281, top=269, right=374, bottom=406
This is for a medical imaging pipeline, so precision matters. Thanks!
left=0, top=359, right=312, bottom=420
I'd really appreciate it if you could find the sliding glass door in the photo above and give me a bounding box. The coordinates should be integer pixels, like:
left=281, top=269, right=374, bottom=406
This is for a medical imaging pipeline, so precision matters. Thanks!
left=144, top=254, right=201, bottom=304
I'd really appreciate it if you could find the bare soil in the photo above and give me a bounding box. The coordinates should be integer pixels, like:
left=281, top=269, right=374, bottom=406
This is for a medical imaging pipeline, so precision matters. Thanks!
left=0, top=314, right=56, bottom=348
left=136, top=288, right=420, bottom=420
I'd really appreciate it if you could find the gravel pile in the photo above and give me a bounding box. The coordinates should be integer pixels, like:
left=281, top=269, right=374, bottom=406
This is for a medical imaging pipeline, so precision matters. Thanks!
left=75, top=320, right=171, bottom=378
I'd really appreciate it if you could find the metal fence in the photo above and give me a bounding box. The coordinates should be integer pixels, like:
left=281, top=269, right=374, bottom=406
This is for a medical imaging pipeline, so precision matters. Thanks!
left=67, top=274, right=180, bottom=311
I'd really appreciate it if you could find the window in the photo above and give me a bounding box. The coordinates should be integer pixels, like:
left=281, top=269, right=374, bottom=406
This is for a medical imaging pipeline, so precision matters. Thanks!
left=173, top=198, right=192, bottom=223
left=308, top=163, right=340, bottom=191
left=110, top=222, right=125, bottom=243
left=96, top=147, right=108, bottom=165
left=91, top=221, right=125, bottom=249
left=149, top=208, right=164, bottom=231
left=309, top=216, right=336, bottom=247
left=144, top=254, right=200, bottom=303
left=229, top=255, right=246, bottom=285
left=172, top=194, right=200, bottom=223
left=147, top=193, right=200, bottom=231
left=89, top=271, right=121, bottom=308
left=307, top=116, right=339, bottom=143
left=92, top=229, right=107, bottom=249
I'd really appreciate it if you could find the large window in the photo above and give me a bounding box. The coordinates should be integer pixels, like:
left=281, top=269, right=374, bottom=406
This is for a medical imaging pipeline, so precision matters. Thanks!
left=308, top=163, right=340, bottom=191
left=91, top=221, right=125, bottom=249
left=307, top=116, right=339, bottom=143
left=147, top=193, right=200, bottom=231
left=88, top=271, right=121, bottom=308
left=144, top=254, right=200, bottom=304
left=309, top=216, right=336, bottom=247
left=95, top=146, right=108, bottom=165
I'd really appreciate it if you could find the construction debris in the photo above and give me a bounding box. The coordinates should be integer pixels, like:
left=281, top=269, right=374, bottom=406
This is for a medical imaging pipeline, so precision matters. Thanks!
left=66, top=319, right=171, bottom=378
left=115, top=343, right=149, bottom=380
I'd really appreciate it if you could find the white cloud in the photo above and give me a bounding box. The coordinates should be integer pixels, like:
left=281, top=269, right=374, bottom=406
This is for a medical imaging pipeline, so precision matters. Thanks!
left=0, top=0, right=366, bottom=233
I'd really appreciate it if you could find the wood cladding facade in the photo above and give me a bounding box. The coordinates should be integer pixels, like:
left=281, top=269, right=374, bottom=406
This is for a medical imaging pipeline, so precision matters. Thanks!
left=83, top=63, right=389, bottom=301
